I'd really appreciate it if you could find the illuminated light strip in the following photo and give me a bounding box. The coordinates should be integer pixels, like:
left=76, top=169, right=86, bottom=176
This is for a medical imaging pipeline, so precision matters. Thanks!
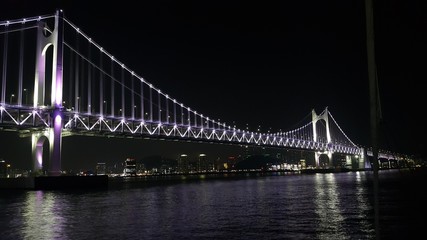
left=234, top=133, right=239, bottom=141
left=64, top=117, right=74, bottom=128
left=197, top=129, right=204, bottom=139
left=1, top=109, right=20, bottom=125
left=105, top=120, right=122, bottom=132
left=200, top=130, right=206, bottom=139
left=218, top=131, right=226, bottom=141
left=123, top=122, right=138, bottom=134
left=253, top=136, right=259, bottom=145
left=113, top=122, right=124, bottom=132
left=33, top=112, right=50, bottom=127
left=187, top=128, right=194, bottom=138
left=18, top=113, right=33, bottom=125
left=207, top=131, right=215, bottom=139
left=132, top=123, right=142, bottom=133
left=174, top=127, right=184, bottom=137
left=164, top=127, right=174, bottom=136
left=139, top=123, right=145, bottom=134
left=244, top=134, right=250, bottom=143
left=207, top=130, right=214, bottom=140
left=272, top=137, right=277, bottom=145
left=227, top=133, right=235, bottom=142
left=144, top=124, right=154, bottom=135
left=258, top=135, right=264, bottom=144
left=265, top=138, right=271, bottom=145
left=100, top=119, right=114, bottom=132
left=181, top=128, right=189, bottom=137
left=260, top=136, right=266, bottom=145
left=235, top=134, right=243, bottom=142
left=164, top=127, right=175, bottom=136
left=203, top=130, right=211, bottom=139
left=192, top=129, right=201, bottom=139
left=75, top=116, right=90, bottom=130
left=141, top=124, right=150, bottom=134
left=233, top=133, right=240, bottom=142
left=225, top=132, right=232, bottom=141
left=226, top=133, right=234, bottom=141
left=246, top=135, right=252, bottom=143
left=260, top=135, right=266, bottom=144
left=89, top=119, right=101, bottom=130
left=213, top=131, right=220, bottom=141
left=0, top=14, right=54, bottom=27
left=215, top=131, right=222, bottom=140
left=151, top=125, right=160, bottom=135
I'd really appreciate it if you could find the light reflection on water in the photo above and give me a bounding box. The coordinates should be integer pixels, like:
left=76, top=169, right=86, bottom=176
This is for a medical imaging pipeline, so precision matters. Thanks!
left=1, top=170, right=425, bottom=239
left=314, top=173, right=348, bottom=240
left=6, top=191, right=68, bottom=240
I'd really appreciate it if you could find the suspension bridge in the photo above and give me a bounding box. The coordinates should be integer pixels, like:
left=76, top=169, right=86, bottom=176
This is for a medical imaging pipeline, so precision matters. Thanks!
left=0, top=10, right=411, bottom=176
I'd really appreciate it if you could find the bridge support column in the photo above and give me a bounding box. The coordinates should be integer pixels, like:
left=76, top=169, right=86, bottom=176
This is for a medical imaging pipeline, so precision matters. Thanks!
left=32, top=133, right=45, bottom=175
left=31, top=132, right=49, bottom=175
left=31, top=124, right=62, bottom=176
left=315, top=152, right=320, bottom=168
left=315, top=151, right=333, bottom=168
left=346, top=155, right=352, bottom=169
left=312, top=108, right=333, bottom=168
left=358, top=149, right=366, bottom=169
left=32, top=10, right=64, bottom=176
left=50, top=109, right=63, bottom=176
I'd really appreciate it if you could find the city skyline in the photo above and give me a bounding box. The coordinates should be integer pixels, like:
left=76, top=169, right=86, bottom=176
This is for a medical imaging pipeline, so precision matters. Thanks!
left=1, top=0, right=425, bottom=170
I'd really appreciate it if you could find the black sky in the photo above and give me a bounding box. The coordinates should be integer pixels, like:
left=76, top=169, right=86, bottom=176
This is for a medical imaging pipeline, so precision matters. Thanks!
left=1, top=0, right=426, bottom=170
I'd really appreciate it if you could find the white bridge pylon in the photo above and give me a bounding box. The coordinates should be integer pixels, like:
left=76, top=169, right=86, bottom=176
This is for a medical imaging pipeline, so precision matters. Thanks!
left=31, top=10, right=64, bottom=176
left=312, top=107, right=333, bottom=168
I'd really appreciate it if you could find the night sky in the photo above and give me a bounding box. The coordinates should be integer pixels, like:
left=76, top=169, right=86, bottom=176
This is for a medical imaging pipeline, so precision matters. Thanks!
left=1, top=0, right=426, bottom=170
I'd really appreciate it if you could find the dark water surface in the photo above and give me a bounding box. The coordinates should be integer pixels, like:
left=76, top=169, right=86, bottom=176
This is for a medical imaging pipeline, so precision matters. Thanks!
left=1, top=169, right=426, bottom=239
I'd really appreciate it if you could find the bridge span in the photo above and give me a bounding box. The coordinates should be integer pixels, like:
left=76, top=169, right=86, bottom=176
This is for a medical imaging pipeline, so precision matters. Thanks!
left=0, top=10, right=412, bottom=175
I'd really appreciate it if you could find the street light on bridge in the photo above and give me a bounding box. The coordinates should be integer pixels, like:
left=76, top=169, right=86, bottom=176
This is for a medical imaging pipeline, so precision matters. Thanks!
left=103, top=100, right=108, bottom=115
left=77, top=96, right=81, bottom=112
left=10, top=94, right=15, bottom=104
left=23, top=89, right=28, bottom=105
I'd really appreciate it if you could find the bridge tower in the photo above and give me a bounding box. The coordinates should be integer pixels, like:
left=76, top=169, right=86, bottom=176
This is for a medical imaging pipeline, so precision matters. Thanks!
left=31, top=10, right=64, bottom=176
left=312, top=107, right=333, bottom=168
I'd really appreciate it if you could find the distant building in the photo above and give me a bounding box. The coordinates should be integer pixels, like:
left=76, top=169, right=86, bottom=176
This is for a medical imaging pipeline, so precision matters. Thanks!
left=178, top=154, right=189, bottom=174
left=300, top=159, right=306, bottom=169
left=123, top=158, right=137, bottom=176
left=96, top=163, right=106, bottom=175
left=198, top=154, right=208, bottom=172
left=0, top=160, right=7, bottom=178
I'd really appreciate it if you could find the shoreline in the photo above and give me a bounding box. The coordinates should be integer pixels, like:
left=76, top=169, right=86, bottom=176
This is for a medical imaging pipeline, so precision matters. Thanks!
left=1, top=167, right=424, bottom=190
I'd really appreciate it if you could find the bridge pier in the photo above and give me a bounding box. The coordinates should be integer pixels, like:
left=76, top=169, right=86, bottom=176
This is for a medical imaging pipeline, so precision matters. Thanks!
left=50, top=109, right=63, bottom=176
left=315, top=151, right=333, bottom=168
left=31, top=132, right=47, bottom=174
left=31, top=118, right=62, bottom=176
